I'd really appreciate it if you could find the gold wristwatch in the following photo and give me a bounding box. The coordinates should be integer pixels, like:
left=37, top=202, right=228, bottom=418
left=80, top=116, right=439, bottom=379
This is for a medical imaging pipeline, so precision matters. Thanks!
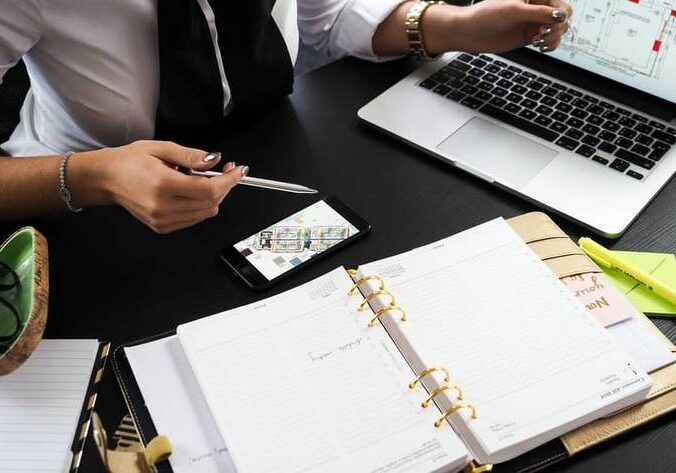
left=405, top=1, right=445, bottom=61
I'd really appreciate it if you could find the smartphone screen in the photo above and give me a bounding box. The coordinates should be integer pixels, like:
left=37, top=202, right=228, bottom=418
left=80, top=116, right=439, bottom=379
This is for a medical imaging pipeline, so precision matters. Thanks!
left=222, top=197, right=369, bottom=288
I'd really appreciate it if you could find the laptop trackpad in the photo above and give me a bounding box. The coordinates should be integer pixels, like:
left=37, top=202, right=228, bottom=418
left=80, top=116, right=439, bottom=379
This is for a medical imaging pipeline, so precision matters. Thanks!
left=437, top=117, right=558, bottom=187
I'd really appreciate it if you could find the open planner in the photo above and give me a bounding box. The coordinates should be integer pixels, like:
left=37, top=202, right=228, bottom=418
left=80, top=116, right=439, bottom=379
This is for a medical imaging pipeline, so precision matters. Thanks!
left=0, top=339, right=110, bottom=473
left=113, top=215, right=676, bottom=473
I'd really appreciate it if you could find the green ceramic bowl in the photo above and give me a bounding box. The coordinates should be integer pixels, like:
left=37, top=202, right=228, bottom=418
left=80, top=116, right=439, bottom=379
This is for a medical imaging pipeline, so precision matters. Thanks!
left=0, top=227, right=49, bottom=375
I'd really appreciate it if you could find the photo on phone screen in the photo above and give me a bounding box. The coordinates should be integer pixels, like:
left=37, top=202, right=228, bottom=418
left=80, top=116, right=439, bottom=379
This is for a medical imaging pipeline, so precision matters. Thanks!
left=222, top=197, right=370, bottom=289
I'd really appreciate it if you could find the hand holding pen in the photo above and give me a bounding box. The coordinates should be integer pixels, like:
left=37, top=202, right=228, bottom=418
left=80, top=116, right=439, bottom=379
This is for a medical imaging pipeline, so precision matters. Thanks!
left=179, top=152, right=318, bottom=194
left=71, top=143, right=316, bottom=235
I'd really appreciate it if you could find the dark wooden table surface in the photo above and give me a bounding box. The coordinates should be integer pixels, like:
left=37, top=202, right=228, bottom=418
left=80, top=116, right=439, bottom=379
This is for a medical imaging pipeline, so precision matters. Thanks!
left=2, top=57, right=675, bottom=472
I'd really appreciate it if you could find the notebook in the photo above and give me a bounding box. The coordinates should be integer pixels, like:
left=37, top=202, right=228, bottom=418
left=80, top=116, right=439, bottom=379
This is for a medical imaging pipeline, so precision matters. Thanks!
left=0, top=339, right=110, bottom=473
left=113, top=216, right=672, bottom=473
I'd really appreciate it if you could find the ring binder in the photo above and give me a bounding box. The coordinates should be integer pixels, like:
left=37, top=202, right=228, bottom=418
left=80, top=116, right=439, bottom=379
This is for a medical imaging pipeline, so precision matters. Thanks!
left=421, top=384, right=464, bottom=408
left=358, top=290, right=396, bottom=312
left=434, top=402, right=478, bottom=428
left=408, top=367, right=450, bottom=389
left=368, top=305, right=407, bottom=327
left=348, top=275, right=386, bottom=296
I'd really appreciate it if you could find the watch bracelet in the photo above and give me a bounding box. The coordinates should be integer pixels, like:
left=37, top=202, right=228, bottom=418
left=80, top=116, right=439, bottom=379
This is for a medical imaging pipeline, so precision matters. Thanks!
left=405, top=1, right=446, bottom=61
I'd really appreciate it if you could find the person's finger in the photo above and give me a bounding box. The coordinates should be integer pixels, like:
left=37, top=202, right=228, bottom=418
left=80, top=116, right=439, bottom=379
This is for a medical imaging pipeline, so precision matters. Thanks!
left=153, top=207, right=221, bottom=234
left=207, top=164, right=248, bottom=203
left=154, top=162, right=242, bottom=200
left=518, top=3, right=569, bottom=25
left=149, top=141, right=222, bottom=171
left=532, top=20, right=566, bottom=47
left=548, top=0, right=573, bottom=19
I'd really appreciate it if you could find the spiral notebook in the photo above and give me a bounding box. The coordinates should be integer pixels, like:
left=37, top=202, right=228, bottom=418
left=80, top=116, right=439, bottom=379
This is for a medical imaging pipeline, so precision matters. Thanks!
left=112, top=214, right=675, bottom=473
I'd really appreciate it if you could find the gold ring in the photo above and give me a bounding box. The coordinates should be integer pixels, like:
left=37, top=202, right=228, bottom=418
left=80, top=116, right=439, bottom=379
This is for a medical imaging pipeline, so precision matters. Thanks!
left=348, top=275, right=385, bottom=296
left=434, top=402, right=478, bottom=428
left=368, top=305, right=407, bottom=327
left=358, top=290, right=396, bottom=311
left=421, top=384, right=464, bottom=408
left=409, top=367, right=451, bottom=389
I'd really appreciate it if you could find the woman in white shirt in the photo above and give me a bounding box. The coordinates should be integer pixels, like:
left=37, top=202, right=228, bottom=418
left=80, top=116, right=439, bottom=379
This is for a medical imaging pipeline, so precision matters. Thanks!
left=0, top=0, right=570, bottom=233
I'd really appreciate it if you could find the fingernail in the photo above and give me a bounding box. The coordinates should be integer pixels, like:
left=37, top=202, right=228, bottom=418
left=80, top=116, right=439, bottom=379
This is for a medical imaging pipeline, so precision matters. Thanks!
left=540, top=45, right=551, bottom=53
left=533, top=38, right=546, bottom=47
left=224, top=161, right=236, bottom=171
left=204, top=151, right=221, bottom=163
left=552, top=10, right=566, bottom=22
left=239, top=165, right=249, bottom=178
left=540, top=26, right=552, bottom=36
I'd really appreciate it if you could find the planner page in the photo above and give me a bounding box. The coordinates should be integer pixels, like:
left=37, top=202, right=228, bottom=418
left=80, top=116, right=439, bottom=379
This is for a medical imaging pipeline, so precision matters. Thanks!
left=0, top=339, right=99, bottom=473
left=125, top=336, right=236, bottom=473
left=178, top=267, right=470, bottom=473
left=356, top=218, right=651, bottom=465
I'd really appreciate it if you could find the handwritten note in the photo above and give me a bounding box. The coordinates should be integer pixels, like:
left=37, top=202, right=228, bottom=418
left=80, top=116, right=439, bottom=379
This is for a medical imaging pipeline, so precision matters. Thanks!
left=561, top=272, right=634, bottom=327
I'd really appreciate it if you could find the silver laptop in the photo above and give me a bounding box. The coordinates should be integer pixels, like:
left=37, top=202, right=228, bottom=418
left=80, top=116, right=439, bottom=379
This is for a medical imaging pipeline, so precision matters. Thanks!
left=358, top=1, right=676, bottom=238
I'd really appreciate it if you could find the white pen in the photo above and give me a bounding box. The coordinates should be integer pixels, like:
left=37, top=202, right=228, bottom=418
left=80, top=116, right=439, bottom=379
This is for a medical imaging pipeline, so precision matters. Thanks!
left=178, top=166, right=318, bottom=194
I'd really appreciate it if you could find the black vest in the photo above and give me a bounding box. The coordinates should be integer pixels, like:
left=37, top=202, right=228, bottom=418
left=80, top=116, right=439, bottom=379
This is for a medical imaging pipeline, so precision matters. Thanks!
left=154, top=0, right=294, bottom=144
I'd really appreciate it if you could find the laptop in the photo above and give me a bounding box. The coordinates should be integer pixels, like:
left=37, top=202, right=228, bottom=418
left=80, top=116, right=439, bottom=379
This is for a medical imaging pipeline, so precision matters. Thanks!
left=358, top=0, right=676, bottom=237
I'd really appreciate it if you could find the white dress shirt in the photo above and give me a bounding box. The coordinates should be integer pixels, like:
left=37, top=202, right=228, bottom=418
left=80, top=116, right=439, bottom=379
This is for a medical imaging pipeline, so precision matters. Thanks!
left=0, top=0, right=401, bottom=156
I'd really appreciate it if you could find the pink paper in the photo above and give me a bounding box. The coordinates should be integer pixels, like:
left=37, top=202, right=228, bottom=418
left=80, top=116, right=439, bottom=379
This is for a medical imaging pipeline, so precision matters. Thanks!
left=561, top=272, right=636, bottom=327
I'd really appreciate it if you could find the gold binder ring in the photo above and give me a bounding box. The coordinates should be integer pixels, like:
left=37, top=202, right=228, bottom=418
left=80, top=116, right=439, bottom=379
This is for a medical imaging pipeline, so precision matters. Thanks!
left=408, top=367, right=450, bottom=389
left=368, top=305, right=407, bottom=327
left=434, top=402, right=477, bottom=428
left=421, top=384, right=464, bottom=408
left=358, top=291, right=396, bottom=312
left=348, top=275, right=385, bottom=296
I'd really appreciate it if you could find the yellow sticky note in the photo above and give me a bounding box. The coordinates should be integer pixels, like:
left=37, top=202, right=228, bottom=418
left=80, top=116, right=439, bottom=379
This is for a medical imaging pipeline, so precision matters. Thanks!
left=601, top=251, right=676, bottom=316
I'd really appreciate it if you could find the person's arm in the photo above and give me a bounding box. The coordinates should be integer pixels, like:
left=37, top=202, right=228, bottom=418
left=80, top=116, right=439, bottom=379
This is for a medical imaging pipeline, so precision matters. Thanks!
left=0, top=142, right=246, bottom=234
left=0, top=2, right=247, bottom=234
left=298, top=0, right=571, bottom=63
left=373, top=0, right=572, bottom=58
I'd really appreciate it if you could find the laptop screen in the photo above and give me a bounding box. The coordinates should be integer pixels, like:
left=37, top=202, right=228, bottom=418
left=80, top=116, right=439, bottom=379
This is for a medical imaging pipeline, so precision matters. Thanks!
left=541, top=0, right=676, bottom=105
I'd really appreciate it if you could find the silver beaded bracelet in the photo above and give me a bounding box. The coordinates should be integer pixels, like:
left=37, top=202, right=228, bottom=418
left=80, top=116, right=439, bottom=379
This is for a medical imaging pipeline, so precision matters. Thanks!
left=59, top=151, right=83, bottom=213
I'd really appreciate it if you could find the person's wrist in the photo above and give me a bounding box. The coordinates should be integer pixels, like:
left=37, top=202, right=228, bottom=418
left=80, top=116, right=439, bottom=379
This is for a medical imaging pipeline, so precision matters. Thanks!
left=67, top=149, right=116, bottom=208
left=420, top=4, right=464, bottom=56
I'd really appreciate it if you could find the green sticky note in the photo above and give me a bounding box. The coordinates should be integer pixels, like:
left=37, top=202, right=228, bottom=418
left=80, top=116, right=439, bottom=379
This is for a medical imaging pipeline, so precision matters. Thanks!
left=601, top=251, right=676, bottom=316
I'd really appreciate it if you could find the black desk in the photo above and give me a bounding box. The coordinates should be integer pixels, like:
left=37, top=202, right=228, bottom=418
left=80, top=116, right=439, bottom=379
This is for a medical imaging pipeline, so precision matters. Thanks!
left=3, top=57, right=676, bottom=472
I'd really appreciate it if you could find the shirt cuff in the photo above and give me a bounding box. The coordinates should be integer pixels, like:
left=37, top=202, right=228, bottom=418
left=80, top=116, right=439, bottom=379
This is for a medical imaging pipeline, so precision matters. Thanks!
left=334, top=0, right=404, bottom=61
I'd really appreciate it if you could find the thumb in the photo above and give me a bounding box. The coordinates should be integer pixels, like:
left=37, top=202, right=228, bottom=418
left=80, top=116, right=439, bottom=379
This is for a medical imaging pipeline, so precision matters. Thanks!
left=519, top=4, right=568, bottom=24
left=212, top=165, right=248, bottom=201
left=150, top=141, right=222, bottom=170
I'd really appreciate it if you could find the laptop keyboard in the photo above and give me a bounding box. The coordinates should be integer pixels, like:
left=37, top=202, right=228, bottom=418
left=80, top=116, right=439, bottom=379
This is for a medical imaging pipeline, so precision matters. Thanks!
left=419, top=53, right=676, bottom=181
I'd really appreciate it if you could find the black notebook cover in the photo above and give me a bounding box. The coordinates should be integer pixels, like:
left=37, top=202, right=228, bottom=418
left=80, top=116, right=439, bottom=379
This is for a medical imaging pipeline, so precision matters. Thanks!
left=112, top=332, right=176, bottom=473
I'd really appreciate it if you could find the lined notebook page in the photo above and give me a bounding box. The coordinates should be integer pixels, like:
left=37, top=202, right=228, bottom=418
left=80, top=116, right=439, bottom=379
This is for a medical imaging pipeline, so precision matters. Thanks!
left=0, top=339, right=99, bottom=473
left=178, top=267, right=470, bottom=473
left=357, top=218, right=651, bottom=464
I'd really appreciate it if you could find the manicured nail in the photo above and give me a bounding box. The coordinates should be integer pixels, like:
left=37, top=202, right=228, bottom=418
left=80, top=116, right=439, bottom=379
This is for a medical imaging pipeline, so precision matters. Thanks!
left=239, top=165, right=249, bottom=178
left=540, top=26, right=552, bottom=36
left=540, top=45, right=551, bottom=53
left=224, top=161, right=236, bottom=171
left=533, top=38, right=546, bottom=47
left=552, top=10, right=566, bottom=22
left=204, top=151, right=220, bottom=162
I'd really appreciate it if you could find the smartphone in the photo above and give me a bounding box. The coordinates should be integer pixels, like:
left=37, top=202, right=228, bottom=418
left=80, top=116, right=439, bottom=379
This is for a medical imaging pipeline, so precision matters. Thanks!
left=221, top=196, right=371, bottom=289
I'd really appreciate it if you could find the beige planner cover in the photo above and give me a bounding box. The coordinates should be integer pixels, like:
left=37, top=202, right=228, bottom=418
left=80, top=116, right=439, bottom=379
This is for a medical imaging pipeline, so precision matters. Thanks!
left=507, top=212, right=676, bottom=456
